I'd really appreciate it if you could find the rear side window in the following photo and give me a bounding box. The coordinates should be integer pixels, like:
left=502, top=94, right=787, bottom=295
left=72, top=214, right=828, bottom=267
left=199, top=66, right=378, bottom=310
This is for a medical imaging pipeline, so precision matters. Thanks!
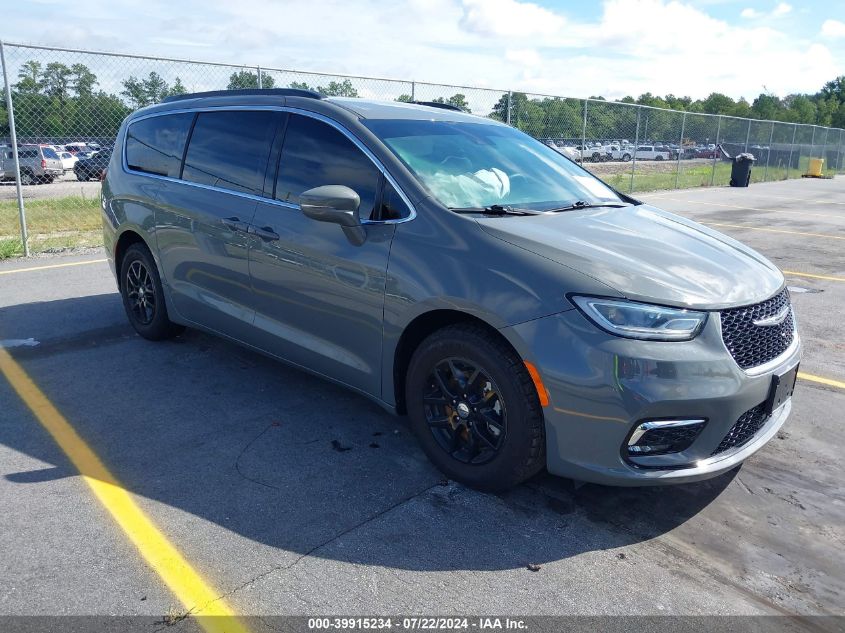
left=126, top=113, right=193, bottom=178
left=275, top=114, right=380, bottom=218
left=182, top=110, right=279, bottom=195
left=41, top=147, right=59, bottom=159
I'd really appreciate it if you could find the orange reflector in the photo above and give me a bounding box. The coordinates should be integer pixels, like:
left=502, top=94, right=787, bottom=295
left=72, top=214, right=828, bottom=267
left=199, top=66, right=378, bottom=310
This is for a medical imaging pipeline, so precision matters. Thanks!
left=524, top=360, right=550, bottom=407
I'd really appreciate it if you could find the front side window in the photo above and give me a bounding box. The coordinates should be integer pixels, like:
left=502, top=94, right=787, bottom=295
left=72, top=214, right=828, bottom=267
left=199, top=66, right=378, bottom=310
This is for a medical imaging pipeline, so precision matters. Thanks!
left=183, top=110, right=280, bottom=195
left=363, top=119, right=620, bottom=210
left=275, top=114, right=380, bottom=219
left=126, top=113, right=193, bottom=178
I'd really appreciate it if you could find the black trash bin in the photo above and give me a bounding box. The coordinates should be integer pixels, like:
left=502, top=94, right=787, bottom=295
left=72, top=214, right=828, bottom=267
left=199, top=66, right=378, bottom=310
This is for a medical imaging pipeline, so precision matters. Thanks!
left=729, top=152, right=756, bottom=187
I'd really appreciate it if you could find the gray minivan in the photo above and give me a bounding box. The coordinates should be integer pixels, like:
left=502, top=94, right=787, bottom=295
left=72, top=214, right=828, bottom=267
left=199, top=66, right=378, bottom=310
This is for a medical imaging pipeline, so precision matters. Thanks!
left=102, top=89, right=800, bottom=490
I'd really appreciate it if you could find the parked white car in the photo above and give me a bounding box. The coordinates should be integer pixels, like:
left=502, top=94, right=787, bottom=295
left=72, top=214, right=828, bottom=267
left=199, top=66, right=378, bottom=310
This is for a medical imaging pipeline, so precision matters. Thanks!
left=546, top=141, right=581, bottom=162
left=634, top=145, right=671, bottom=161
left=607, top=144, right=634, bottom=162
left=58, top=151, right=78, bottom=171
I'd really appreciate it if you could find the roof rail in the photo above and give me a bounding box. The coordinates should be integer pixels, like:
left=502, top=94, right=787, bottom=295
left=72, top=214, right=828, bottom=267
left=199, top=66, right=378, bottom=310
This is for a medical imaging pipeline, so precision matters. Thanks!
left=411, top=100, right=464, bottom=112
left=162, top=88, right=324, bottom=103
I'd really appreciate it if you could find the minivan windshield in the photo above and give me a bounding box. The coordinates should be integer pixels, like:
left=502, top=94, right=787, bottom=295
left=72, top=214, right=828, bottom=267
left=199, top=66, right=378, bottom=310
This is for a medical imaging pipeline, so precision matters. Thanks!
left=363, top=119, right=623, bottom=211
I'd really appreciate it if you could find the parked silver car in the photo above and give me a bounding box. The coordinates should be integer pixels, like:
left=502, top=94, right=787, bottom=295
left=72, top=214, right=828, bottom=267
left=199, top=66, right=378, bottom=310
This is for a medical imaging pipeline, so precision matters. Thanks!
left=102, top=90, right=800, bottom=490
left=0, top=144, right=64, bottom=184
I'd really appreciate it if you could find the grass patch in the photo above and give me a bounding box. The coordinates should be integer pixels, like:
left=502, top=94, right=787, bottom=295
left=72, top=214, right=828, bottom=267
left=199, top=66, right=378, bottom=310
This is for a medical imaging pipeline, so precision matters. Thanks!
left=0, top=195, right=103, bottom=259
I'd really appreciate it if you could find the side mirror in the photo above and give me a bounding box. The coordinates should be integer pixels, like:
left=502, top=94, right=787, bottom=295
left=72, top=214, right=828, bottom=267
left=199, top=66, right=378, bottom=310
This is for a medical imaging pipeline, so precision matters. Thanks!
left=300, top=185, right=366, bottom=246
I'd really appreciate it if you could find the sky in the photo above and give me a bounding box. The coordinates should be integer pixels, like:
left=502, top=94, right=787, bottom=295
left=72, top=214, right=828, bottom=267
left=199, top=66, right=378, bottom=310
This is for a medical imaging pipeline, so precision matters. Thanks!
left=3, top=0, right=845, bottom=103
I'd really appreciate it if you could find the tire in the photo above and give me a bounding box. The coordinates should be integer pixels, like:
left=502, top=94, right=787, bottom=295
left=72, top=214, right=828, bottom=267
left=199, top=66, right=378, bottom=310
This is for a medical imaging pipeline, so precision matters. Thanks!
left=20, top=171, right=34, bottom=186
left=655, top=155, right=664, bottom=161
left=119, top=243, right=185, bottom=341
left=591, top=153, right=601, bottom=163
left=405, top=324, right=545, bottom=491
left=622, top=153, right=631, bottom=162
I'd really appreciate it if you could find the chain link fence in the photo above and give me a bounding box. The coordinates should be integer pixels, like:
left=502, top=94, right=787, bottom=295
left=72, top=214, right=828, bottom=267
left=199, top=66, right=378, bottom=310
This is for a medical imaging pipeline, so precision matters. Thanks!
left=2, top=41, right=844, bottom=257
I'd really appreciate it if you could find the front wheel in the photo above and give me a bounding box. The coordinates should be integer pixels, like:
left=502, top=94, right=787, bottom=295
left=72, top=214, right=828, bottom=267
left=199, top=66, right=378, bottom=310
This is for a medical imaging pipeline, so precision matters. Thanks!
left=119, top=243, right=185, bottom=341
left=405, top=324, right=545, bottom=491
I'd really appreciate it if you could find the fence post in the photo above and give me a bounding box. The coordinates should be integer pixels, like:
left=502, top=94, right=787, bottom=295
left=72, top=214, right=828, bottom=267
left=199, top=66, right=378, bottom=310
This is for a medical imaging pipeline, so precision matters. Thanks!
left=411, top=81, right=415, bottom=101
left=506, top=90, right=512, bottom=125
left=580, top=99, right=588, bottom=163
left=1, top=41, right=29, bottom=257
left=257, top=65, right=262, bottom=89
left=787, top=124, right=797, bottom=179
left=710, top=115, right=722, bottom=186
left=838, top=129, right=844, bottom=173
left=809, top=126, right=816, bottom=162
left=629, top=106, right=641, bottom=193
left=764, top=121, right=774, bottom=181
left=822, top=127, right=830, bottom=172
left=744, top=119, right=751, bottom=153
left=674, top=111, right=686, bottom=189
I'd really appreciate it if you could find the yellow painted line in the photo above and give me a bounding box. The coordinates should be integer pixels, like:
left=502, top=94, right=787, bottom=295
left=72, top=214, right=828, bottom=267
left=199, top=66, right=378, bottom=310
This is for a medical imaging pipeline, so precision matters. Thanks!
left=0, top=347, right=249, bottom=633
left=658, top=197, right=840, bottom=220
left=798, top=372, right=845, bottom=390
left=707, top=223, right=845, bottom=241
left=0, top=258, right=107, bottom=276
left=783, top=270, right=845, bottom=282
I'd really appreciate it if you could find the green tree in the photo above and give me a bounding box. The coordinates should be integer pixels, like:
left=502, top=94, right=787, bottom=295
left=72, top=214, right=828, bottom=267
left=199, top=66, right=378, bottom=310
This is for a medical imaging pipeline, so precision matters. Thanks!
left=15, top=61, right=43, bottom=94
left=395, top=94, right=414, bottom=103
left=70, top=64, right=97, bottom=97
left=121, top=72, right=182, bottom=108
left=431, top=93, right=471, bottom=112
left=227, top=70, right=275, bottom=90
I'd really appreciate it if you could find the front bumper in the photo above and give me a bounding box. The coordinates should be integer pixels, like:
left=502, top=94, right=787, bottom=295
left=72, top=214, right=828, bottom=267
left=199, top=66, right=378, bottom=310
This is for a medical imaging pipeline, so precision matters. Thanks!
left=504, top=308, right=801, bottom=486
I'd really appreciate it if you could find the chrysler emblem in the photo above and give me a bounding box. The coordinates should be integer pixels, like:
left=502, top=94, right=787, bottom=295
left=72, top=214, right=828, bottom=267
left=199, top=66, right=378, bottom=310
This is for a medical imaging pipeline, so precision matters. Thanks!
left=753, top=305, right=790, bottom=327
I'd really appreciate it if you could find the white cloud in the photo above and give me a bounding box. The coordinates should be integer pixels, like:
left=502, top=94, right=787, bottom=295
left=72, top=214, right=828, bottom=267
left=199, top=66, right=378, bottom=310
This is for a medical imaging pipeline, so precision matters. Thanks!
left=821, top=19, right=845, bottom=39
left=740, top=8, right=760, bottom=18
left=459, top=0, right=565, bottom=37
left=772, top=2, right=792, bottom=17
left=505, top=48, right=541, bottom=68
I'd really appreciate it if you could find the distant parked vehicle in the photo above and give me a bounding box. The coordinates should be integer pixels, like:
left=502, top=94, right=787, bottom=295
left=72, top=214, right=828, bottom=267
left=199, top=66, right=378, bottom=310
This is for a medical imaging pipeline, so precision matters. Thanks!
left=695, top=148, right=718, bottom=159
left=546, top=141, right=581, bottom=162
left=575, top=144, right=608, bottom=163
left=59, top=151, right=79, bottom=171
left=634, top=145, right=671, bottom=161
left=74, top=150, right=112, bottom=181
left=0, top=144, right=64, bottom=184
left=607, top=144, right=633, bottom=162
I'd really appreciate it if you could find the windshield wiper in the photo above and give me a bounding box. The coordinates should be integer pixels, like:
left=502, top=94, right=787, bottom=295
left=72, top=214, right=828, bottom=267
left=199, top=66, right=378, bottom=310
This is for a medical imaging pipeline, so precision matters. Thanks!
left=449, top=204, right=542, bottom=216
left=546, top=201, right=630, bottom=212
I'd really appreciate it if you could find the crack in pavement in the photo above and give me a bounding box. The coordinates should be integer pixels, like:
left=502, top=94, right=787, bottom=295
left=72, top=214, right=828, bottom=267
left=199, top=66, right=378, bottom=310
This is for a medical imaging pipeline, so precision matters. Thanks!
left=188, top=481, right=443, bottom=620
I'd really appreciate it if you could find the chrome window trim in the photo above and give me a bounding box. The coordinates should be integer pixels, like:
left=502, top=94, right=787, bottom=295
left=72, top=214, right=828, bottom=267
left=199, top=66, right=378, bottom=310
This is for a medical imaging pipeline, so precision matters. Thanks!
left=121, top=105, right=417, bottom=224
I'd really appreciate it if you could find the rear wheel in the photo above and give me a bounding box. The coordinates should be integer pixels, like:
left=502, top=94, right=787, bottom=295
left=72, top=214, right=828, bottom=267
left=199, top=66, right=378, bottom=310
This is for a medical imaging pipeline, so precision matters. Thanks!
left=20, top=170, right=34, bottom=186
left=622, top=153, right=631, bottom=162
left=119, top=243, right=185, bottom=341
left=405, top=324, right=545, bottom=491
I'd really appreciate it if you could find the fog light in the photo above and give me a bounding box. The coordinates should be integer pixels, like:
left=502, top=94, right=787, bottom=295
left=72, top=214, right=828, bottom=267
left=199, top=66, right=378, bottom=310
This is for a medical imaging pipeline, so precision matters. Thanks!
left=627, top=419, right=706, bottom=457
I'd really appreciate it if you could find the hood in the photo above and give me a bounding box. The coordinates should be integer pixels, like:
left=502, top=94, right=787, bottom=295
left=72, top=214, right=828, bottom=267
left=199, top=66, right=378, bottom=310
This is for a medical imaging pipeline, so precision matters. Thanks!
left=476, top=204, right=784, bottom=310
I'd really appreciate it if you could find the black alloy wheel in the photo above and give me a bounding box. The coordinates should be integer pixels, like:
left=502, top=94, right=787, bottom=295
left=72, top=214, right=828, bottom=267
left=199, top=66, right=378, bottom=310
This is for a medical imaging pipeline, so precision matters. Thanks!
left=424, top=357, right=507, bottom=465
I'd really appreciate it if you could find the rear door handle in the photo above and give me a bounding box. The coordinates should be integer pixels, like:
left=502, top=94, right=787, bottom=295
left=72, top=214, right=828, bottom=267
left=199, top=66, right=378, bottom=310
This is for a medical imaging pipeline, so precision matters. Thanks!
left=222, top=216, right=249, bottom=232
left=248, top=225, right=280, bottom=242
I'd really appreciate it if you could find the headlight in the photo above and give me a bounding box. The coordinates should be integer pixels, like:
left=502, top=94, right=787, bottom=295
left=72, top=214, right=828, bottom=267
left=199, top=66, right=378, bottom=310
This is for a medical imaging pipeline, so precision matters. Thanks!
left=572, top=296, right=707, bottom=341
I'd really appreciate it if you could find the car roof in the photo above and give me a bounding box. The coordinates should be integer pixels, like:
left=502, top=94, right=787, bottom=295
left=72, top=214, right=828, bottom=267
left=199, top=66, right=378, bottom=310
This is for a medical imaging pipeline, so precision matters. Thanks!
left=130, top=90, right=498, bottom=127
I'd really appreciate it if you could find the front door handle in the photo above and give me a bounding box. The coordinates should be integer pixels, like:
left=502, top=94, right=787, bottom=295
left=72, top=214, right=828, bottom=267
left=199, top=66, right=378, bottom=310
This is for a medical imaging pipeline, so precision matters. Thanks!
left=221, top=216, right=249, bottom=232
left=249, top=225, right=280, bottom=242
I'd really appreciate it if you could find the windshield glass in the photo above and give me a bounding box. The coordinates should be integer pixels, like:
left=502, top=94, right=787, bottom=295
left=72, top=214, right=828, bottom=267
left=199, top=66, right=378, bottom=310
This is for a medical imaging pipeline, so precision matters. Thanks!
left=363, top=119, right=621, bottom=210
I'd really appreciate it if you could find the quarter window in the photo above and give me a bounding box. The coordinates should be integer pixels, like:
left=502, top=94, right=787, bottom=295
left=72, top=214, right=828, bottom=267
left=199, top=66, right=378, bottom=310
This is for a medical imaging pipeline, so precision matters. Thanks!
left=275, top=114, right=380, bottom=219
left=126, top=113, right=193, bottom=178
left=183, top=110, right=280, bottom=195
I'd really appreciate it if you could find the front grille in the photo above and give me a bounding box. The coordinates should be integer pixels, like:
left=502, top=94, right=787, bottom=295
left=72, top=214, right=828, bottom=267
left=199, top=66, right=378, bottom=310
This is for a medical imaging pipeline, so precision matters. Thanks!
left=628, top=423, right=705, bottom=456
left=720, top=289, right=794, bottom=370
left=711, top=404, right=770, bottom=455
